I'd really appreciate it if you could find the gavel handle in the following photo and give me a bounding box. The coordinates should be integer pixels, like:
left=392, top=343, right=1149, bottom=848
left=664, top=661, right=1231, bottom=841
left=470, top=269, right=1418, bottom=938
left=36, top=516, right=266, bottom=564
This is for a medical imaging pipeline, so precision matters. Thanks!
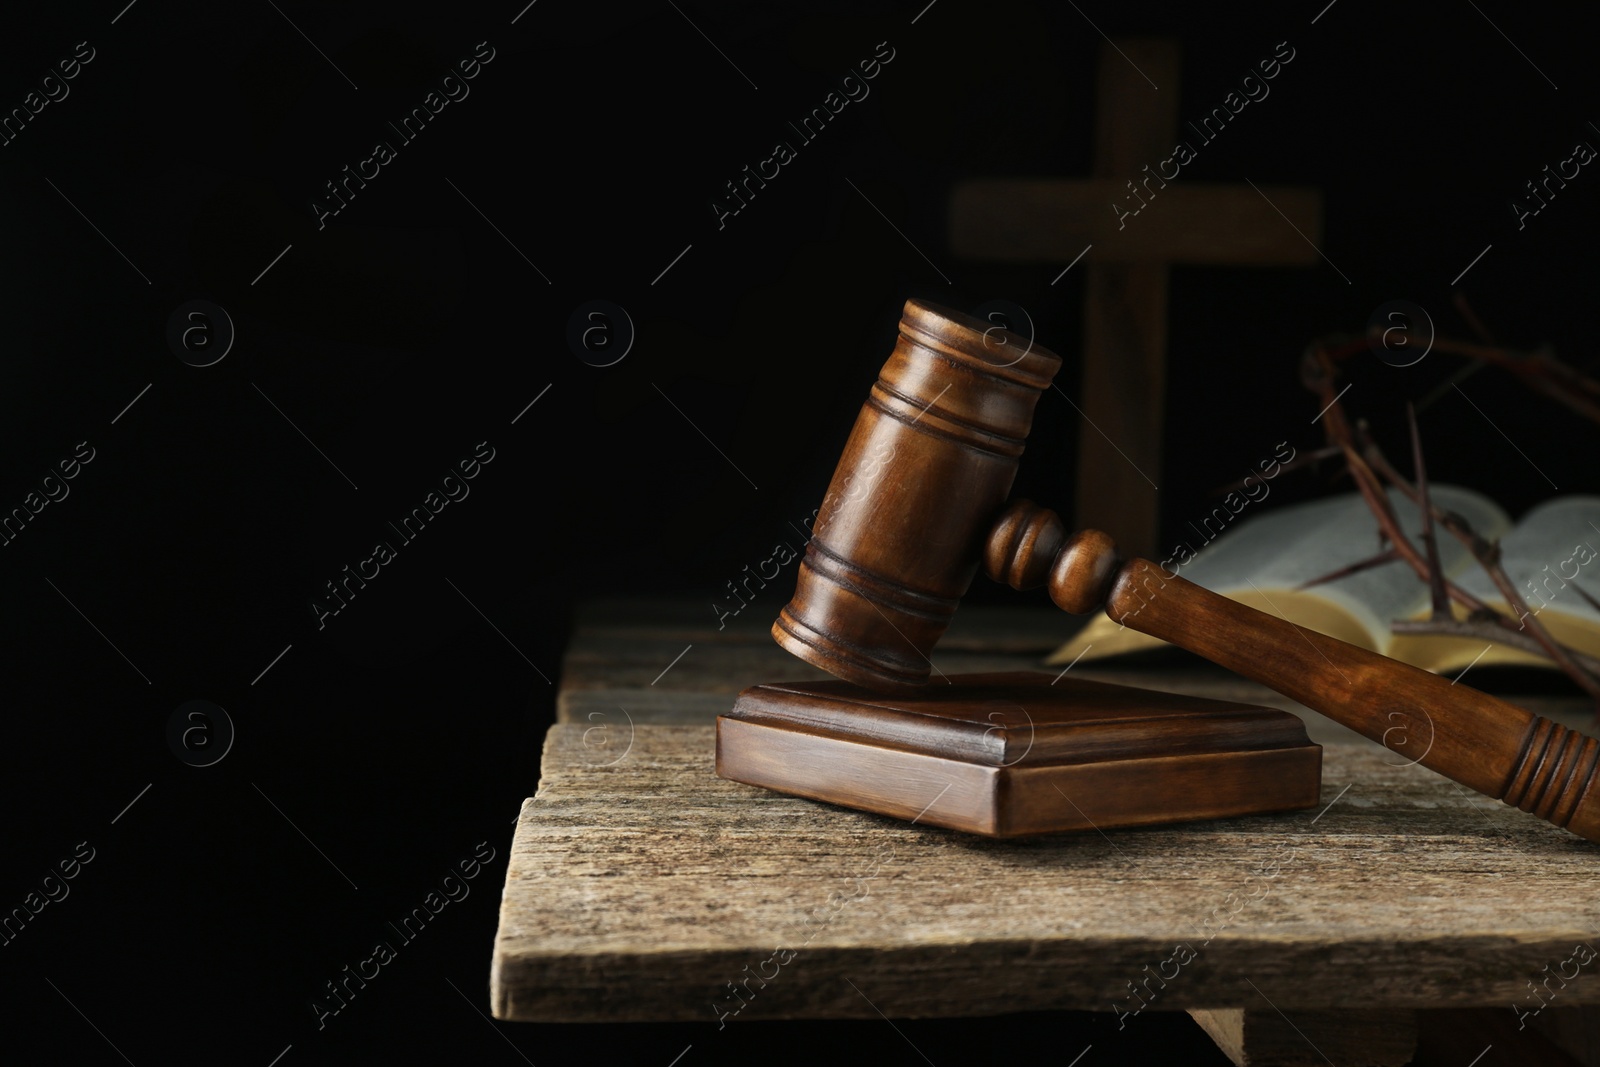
left=1105, top=558, right=1600, bottom=842
left=988, top=504, right=1600, bottom=840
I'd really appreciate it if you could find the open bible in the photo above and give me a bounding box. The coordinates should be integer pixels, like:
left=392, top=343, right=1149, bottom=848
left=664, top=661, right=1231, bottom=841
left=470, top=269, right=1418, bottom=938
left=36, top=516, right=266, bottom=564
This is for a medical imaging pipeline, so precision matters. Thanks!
left=1047, top=487, right=1600, bottom=675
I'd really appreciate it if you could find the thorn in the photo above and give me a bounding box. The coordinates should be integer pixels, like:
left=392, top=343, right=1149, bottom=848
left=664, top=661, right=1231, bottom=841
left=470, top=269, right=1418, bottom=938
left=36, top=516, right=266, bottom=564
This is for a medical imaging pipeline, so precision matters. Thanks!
left=1408, top=402, right=1450, bottom=617
left=1296, top=548, right=1402, bottom=591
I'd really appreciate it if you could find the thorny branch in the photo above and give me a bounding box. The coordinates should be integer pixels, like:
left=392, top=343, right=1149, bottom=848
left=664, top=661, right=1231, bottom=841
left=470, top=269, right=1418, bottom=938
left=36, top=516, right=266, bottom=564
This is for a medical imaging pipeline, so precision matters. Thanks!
left=1287, top=310, right=1600, bottom=710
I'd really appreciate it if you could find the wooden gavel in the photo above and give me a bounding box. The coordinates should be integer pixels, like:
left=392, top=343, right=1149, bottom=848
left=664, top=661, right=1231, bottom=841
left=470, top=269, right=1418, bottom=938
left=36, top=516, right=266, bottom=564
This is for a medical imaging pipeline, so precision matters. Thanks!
left=772, top=298, right=1600, bottom=843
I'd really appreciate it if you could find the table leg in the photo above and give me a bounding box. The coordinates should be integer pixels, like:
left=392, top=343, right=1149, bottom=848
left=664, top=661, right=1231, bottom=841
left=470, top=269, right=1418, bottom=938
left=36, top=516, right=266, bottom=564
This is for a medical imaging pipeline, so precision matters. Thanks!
left=1189, top=1007, right=1416, bottom=1066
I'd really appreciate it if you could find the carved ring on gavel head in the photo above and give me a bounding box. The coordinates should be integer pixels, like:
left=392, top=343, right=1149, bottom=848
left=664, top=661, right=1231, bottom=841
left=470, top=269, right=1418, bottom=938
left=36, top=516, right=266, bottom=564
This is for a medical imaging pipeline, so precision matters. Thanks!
left=768, top=298, right=1600, bottom=844
left=773, top=299, right=1063, bottom=690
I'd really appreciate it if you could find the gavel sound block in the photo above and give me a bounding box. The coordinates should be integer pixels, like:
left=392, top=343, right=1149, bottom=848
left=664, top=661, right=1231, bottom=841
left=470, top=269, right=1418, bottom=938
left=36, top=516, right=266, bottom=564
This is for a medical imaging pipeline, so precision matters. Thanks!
left=715, top=299, right=1600, bottom=842
left=721, top=671, right=1321, bottom=836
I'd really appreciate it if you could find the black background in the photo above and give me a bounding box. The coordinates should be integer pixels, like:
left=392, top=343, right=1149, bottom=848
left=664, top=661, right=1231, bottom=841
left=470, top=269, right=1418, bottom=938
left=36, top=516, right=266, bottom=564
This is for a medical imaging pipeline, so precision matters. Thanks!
left=1, top=1, right=1596, bottom=1064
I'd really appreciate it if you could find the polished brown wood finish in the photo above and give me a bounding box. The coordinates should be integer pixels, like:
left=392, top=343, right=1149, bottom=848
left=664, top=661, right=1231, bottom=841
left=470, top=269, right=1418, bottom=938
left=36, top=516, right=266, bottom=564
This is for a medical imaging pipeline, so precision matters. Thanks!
left=766, top=299, right=1600, bottom=844
left=717, top=671, right=1321, bottom=837
left=987, top=505, right=1600, bottom=843
left=772, top=299, right=1061, bottom=690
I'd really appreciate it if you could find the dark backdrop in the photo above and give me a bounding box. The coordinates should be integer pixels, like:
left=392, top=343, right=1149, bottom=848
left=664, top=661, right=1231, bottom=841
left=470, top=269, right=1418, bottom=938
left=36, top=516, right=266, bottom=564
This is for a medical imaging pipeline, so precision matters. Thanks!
left=2, top=1, right=1595, bottom=1064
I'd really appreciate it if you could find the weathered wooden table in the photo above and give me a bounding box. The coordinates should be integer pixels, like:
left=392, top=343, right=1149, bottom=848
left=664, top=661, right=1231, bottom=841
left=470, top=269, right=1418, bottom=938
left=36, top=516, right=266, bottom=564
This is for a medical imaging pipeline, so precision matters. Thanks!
left=492, top=599, right=1600, bottom=1066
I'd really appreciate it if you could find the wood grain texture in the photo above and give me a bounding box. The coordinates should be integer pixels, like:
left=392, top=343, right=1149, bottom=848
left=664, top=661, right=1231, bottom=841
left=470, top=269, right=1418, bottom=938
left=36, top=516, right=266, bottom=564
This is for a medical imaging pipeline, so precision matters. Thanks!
left=491, top=723, right=1600, bottom=1023
left=555, top=599, right=1096, bottom=724
left=772, top=298, right=1062, bottom=690
left=574, top=547, right=1600, bottom=844
left=554, top=600, right=1592, bottom=747
left=1106, top=559, right=1600, bottom=842
left=717, top=671, right=1321, bottom=837
left=752, top=294, right=1600, bottom=839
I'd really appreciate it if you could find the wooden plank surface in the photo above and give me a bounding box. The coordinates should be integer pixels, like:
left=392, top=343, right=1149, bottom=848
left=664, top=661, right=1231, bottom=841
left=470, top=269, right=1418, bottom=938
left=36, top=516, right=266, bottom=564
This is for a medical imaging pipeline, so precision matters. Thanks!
left=492, top=722, right=1600, bottom=1023
left=555, top=598, right=1592, bottom=745
left=556, top=597, right=1091, bottom=725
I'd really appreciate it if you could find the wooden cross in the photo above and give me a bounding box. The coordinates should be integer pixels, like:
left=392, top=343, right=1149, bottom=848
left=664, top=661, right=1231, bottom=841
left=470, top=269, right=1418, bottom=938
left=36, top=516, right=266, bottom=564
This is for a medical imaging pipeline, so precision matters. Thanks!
left=950, top=39, right=1324, bottom=559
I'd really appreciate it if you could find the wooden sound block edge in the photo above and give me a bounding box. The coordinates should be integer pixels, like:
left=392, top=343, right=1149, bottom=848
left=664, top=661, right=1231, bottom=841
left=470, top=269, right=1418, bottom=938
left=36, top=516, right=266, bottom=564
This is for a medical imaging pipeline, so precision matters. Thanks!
left=715, top=715, right=1322, bottom=838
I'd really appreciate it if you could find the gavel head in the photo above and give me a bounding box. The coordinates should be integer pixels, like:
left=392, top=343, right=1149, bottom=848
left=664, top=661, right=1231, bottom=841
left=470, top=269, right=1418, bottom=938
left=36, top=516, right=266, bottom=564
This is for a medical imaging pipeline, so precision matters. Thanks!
left=773, top=298, right=1064, bottom=690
